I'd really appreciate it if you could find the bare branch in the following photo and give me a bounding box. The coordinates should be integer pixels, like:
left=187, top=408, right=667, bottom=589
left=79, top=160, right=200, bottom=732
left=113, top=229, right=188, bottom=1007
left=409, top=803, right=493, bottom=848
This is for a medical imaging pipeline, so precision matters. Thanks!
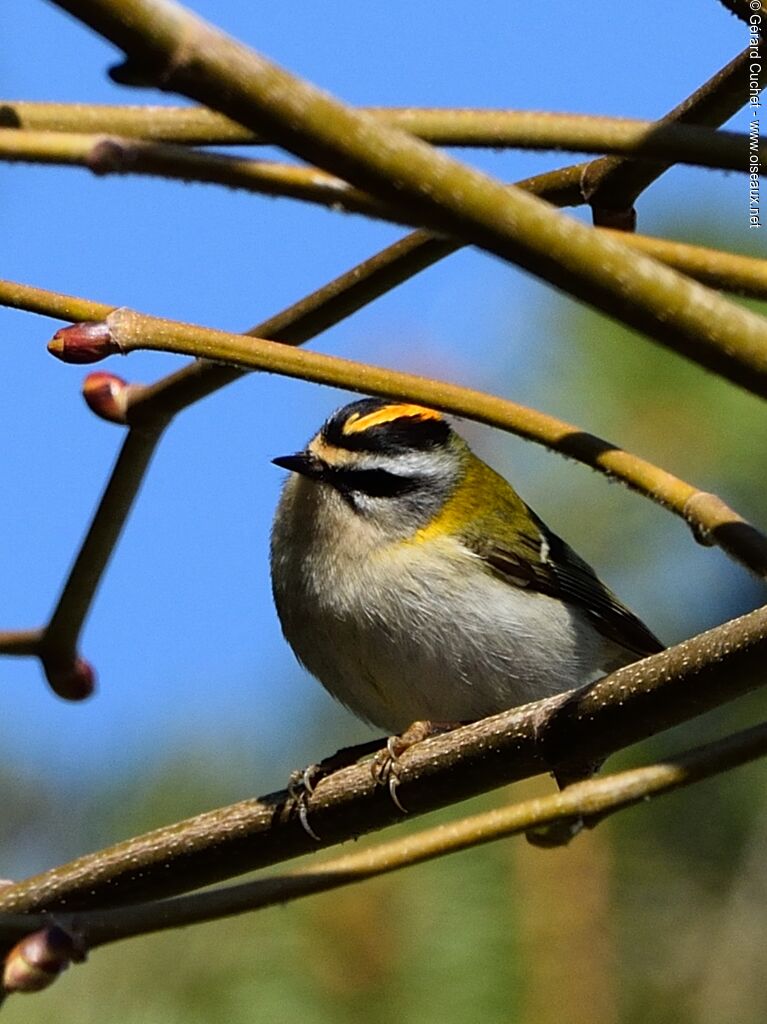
left=596, top=232, right=767, bottom=299
left=713, top=0, right=766, bottom=25
left=0, top=631, right=43, bottom=657
left=43, top=305, right=767, bottom=580
left=40, top=428, right=164, bottom=680
left=1, top=602, right=766, bottom=915
left=0, top=131, right=400, bottom=224
left=3, top=719, right=767, bottom=962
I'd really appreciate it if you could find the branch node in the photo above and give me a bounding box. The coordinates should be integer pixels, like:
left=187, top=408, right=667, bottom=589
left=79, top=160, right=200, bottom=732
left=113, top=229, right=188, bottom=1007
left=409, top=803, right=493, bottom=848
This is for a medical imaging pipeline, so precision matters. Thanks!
left=590, top=205, right=637, bottom=232
left=109, top=17, right=208, bottom=91
left=86, top=137, right=131, bottom=176
left=682, top=491, right=729, bottom=547
left=108, top=59, right=161, bottom=88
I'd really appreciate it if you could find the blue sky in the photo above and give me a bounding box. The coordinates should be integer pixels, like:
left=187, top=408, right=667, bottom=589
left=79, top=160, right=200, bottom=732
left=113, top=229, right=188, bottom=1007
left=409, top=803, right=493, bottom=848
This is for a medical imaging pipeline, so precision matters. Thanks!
left=0, top=2, right=753, bottom=802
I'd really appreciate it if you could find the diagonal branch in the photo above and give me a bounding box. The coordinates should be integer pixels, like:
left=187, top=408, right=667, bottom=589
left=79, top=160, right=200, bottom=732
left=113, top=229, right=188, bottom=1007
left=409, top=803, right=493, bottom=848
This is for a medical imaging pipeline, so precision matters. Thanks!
left=45, top=306, right=767, bottom=580
left=3, top=719, right=767, bottom=959
left=714, top=0, right=766, bottom=23
left=40, top=427, right=165, bottom=689
left=1, top=602, right=766, bottom=914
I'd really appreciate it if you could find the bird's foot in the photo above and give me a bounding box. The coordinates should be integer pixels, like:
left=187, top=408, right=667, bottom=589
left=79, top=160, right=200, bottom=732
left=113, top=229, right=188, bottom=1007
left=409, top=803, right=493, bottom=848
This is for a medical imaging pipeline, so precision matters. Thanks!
left=288, top=736, right=393, bottom=840
left=371, top=720, right=459, bottom=813
left=287, top=763, right=324, bottom=841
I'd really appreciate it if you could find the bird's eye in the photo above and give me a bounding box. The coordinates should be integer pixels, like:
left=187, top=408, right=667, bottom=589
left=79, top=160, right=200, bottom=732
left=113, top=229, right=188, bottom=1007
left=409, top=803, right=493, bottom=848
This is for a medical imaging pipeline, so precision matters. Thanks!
left=327, top=467, right=418, bottom=498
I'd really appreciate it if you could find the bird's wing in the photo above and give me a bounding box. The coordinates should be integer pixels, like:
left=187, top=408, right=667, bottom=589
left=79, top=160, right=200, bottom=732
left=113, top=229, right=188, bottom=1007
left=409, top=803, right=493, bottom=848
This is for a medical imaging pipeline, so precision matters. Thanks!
left=464, top=512, right=663, bottom=658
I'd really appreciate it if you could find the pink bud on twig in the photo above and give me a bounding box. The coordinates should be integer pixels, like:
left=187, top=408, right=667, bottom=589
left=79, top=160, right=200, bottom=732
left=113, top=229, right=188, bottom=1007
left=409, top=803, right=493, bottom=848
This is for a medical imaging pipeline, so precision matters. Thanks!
left=2, top=926, right=85, bottom=994
left=48, top=321, right=121, bottom=364
left=82, top=372, right=131, bottom=424
left=42, top=655, right=96, bottom=701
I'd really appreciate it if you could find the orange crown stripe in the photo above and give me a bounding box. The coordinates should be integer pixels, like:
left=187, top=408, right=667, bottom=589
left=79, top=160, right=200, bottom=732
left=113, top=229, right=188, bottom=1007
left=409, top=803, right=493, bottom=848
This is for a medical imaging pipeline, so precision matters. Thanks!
left=342, top=403, right=443, bottom=435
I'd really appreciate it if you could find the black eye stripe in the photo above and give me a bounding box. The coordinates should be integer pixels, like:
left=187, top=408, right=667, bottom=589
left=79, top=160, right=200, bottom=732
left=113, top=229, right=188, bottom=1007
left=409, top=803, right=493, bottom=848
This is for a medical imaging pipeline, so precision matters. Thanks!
left=325, top=467, right=420, bottom=498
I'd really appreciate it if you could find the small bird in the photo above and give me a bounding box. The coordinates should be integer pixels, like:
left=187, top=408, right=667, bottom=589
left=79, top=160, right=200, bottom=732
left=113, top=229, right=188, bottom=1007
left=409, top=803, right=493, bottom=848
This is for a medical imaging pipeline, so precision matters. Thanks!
left=270, top=398, right=662, bottom=738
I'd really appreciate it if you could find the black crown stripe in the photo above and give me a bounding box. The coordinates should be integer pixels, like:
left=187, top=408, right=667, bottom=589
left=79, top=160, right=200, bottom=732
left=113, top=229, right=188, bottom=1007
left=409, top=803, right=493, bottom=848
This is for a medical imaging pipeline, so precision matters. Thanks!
left=321, top=398, right=451, bottom=454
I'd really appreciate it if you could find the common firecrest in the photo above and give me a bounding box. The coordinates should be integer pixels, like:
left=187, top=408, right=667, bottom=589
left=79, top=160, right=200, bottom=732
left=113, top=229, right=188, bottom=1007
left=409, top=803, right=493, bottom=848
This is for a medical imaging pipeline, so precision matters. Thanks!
left=270, top=398, right=662, bottom=735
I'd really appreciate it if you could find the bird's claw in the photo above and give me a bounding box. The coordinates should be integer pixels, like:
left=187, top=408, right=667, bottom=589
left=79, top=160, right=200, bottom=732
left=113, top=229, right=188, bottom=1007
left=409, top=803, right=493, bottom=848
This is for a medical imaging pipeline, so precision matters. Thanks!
left=371, top=736, right=409, bottom=813
left=287, top=763, right=324, bottom=841
left=287, top=762, right=322, bottom=800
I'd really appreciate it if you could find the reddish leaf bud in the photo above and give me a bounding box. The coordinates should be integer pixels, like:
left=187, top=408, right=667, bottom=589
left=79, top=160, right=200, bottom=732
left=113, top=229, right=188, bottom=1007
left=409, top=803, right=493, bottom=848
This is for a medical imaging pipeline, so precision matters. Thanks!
left=42, top=655, right=96, bottom=702
left=48, top=321, right=120, bottom=364
left=82, top=372, right=130, bottom=424
left=3, top=927, right=84, bottom=994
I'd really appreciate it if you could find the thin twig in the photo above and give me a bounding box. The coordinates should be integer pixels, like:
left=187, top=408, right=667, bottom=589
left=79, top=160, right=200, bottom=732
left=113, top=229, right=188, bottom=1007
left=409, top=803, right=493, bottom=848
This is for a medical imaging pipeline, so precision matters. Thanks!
left=0, top=132, right=398, bottom=224
left=0, top=631, right=43, bottom=657
left=46, top=305, right=767, bottom=580
left=40, top=427, right=165, bottom=669
left=596, top=232, right=767, bottom=299
left=0, top=117, right=759, bottom=170
left=0, top=101, right=760, bottom=156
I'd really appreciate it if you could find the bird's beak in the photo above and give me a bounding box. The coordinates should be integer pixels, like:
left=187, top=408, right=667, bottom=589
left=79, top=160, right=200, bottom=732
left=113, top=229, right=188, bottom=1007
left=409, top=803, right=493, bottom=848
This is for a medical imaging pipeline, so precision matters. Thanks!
left=272, top=451, right=325, bottom=479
